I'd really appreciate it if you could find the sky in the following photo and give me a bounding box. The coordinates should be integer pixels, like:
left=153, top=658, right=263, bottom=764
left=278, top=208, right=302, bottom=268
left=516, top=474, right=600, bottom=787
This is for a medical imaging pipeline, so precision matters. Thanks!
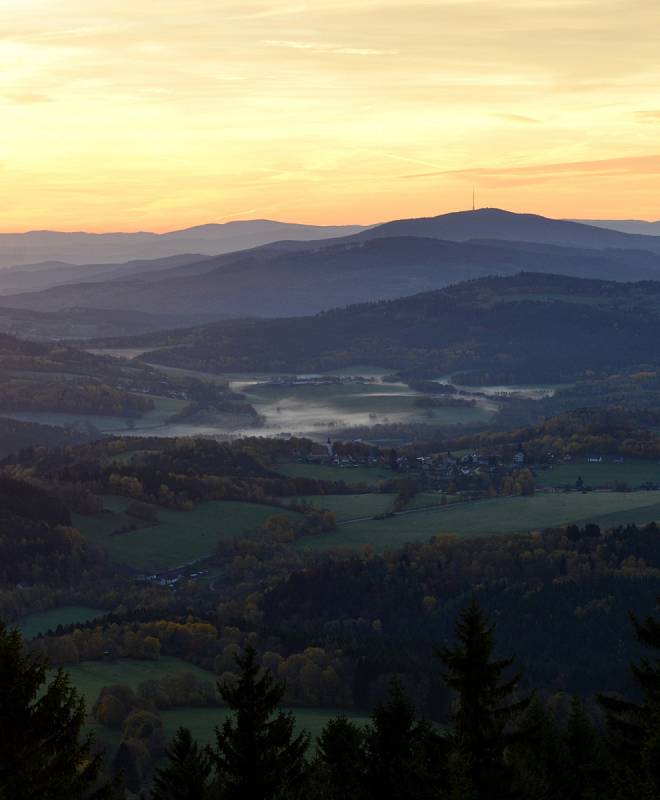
left=2, top=0, right=660, bottom=232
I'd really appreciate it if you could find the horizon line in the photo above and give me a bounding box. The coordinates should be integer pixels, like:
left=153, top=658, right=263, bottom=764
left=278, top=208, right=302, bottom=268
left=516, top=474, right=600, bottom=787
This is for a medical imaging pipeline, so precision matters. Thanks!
left=1, top=207, right=660, bottom=236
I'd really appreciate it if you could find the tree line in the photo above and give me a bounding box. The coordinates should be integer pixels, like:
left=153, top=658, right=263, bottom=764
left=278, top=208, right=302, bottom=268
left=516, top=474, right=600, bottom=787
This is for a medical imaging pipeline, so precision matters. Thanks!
left=5, top=598, right=660, bottom=799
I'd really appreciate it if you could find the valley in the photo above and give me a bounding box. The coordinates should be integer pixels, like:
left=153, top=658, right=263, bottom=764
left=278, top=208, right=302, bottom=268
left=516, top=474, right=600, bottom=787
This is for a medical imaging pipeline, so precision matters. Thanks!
left=7, top=209, right=660, bottom=796
left=7, top=0, right=660, bottom=794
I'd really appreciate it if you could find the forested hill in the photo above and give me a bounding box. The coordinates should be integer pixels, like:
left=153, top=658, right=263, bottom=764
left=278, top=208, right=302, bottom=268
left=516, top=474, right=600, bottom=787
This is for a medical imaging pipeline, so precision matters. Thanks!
left=129, top=272, right=660, bottom=380
left=359, top=207, right=660, bottom=253
left=7, top=220, right=660, bottom=332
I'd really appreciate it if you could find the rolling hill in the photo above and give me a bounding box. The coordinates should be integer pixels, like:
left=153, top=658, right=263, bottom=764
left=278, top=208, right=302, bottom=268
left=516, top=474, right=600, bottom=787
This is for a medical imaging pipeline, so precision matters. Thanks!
left=117, top=272, right=660, bottom=381
left=572, top=219, right=660, bottom=236
left=5, top=209, right=660, bottom=339
left=0, top=253, right=210, bottom=295
left=359, top=208, right=660, bottom=252
left=0, top=220, right=369, bottom=268
left=0, top=305, right=211, bottom=340
left=5, top=229, right=660, bottom=324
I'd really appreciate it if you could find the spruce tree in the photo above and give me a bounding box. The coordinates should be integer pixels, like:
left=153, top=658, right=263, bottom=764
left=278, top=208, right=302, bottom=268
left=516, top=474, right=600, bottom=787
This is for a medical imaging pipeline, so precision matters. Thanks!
left=213, top=644, right=309, bottom=800
left=363, top=679, right=445, bottom=800
left=599, top=610, right=660, bottom=798
left=151, top=726, right=213, bottom=800
left=562, top=696, right=605, bottom=800
left=313, top=716, right=367, bottom=800
left=508, top=698, right=562, bottom=800
left=0, top=621, right=111, bottom=800
left=436, top=599, right=529, bottom=800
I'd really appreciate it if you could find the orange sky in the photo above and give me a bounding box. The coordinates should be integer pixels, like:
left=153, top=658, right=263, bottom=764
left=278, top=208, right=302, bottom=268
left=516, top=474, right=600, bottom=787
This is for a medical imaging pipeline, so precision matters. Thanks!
left=2, top=0, right=660, bottom=232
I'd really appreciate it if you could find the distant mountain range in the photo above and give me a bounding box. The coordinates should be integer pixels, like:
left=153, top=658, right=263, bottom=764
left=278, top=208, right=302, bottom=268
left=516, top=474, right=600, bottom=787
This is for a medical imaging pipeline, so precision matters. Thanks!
left=0, top=220, right=370, bottom=268
left=571, top=219, right=660, bottom=236
left=0, top=254, right=211, bottom=295
left=356, top=209, right=660, bottom=252
left=4, top=208, right=660, bottom=339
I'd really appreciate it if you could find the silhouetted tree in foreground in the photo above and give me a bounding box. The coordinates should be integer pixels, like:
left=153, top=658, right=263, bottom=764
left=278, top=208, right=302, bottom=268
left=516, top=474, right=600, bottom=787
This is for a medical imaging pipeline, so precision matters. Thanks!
left=213, top=643, right=309, bottom=800
left=312, top=715, right=367, bottom=800
left=363, top=678, right=446, bottom=800
left=0, top=621, right=111, bottom=800
left=150, top=726, right=213, bottom=800
left=599, top=609, right=660, bottom=799
left=436, top=599, right=530, bottom=800
left=11, top=600, right=660, bottom=799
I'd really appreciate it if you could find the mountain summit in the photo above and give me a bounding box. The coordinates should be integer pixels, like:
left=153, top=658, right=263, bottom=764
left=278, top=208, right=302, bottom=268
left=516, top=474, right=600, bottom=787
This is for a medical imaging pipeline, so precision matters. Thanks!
left=359, top=208, right=660, bottom=252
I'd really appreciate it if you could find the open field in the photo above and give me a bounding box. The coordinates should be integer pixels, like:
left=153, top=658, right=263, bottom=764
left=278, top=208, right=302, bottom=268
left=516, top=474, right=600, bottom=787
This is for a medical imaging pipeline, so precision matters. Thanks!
left=301, top=493, right=396, bottom=521
left=74, top=496, right=300, bottom=571
left=244, top=380, right=495, bottom=432
left=434, top=375, right=571, bottom=400
left=65, top=657, right=216, bottom=710
left=277, top=462, right=394, bottom=484
left=295, top=490, right=660, bottom=552
left=67, top=657, right=370, bottom=752
left=537, top=459, right=660, bottom=488
left=17, top=606, right=107, bottom=640
left=32, top=359, right=497, bottom=439
left=404, top=492, right=460, bottom=510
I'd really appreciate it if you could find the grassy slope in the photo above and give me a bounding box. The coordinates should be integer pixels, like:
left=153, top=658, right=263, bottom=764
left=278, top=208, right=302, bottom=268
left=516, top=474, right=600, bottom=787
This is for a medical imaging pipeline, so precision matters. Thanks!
left=17, top=606, right=106, bottom=640
left=69, top=658, right=369, bottom=751
left=74, top=496, right=300, bottom=571
left=537, top=459, right=660, bottom=487
left=66, top=657, right=216, bottom=710
left=295, top=491, right=660, bottom=552
left=404, top=492, right=460, bottom=510
left=301, top=493, right=396, bottom=521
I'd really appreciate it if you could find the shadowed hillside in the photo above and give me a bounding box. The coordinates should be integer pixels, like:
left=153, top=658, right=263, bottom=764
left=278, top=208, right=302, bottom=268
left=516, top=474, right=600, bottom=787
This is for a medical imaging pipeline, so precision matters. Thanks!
left=108, top=272, right=660, bottom=380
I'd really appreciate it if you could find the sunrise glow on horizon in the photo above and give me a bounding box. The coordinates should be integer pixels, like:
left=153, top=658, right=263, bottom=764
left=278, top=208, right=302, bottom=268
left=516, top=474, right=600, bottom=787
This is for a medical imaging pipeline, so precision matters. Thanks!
left=2, top=0, right=660, bottom=232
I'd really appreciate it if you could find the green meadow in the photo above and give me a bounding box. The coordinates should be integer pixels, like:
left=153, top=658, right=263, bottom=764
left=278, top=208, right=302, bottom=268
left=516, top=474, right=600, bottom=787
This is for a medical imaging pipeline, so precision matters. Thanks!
left=302, top=493, right=396, bottom=521
left=243, top=379, right=495, bottom=434
left=537, top=458, right=660, bottom=488
left=65, top=658, right=369, bottom=752
left=404, top=492, right=459, bottom=511
left=74, top=496, right=300, bottom=571
left=295, top=490, right=660, bottom=552
left=17, top=606, right=107, bottom=640
left=65, top=657, right=215, bottom=710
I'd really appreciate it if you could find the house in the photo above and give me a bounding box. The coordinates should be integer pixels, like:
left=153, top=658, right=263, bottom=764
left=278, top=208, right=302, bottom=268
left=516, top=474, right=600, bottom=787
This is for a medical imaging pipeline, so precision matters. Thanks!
left=513, top=451, right=526, bottom=466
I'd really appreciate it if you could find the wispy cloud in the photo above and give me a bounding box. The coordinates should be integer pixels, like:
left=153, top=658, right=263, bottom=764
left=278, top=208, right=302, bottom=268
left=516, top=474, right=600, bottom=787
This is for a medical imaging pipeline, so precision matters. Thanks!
left=263, top=40, right=398, bottom=56
left=400, top=154, right=660, bottom=186
left=493, top=112, right=540, bottom=124
left=3, top=0, right=660, bottom=229
left=634, top=110, right=660, bottom=122
left=1, top=92, right=50, bottom=104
